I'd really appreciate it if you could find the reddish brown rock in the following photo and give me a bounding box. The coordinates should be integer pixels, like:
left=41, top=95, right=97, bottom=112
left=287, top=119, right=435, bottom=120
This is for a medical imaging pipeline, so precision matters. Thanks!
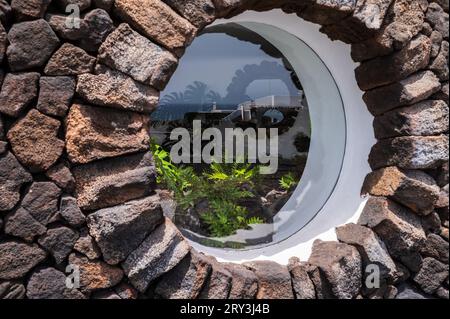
left=0, top=241, right=47, bottom=280
left=114, top=0, right=197, bottom=55
left=7, top=110, right=64, bottom=172
left=76, top=66, right=159, bottom=113
left=426, top=2, right=449, bottom=39
left=66, top=104, right=151, bottom=164
left=420, top=233, right=449, bottom=263
left=351, top=0, right=426, bottom=62
left=1, top=20, right=6, bottom=64
left=369, top=135, right=449, bottom=170
left=243, top=261, right=294, bottom=299
left=45, top=163, right=76, bottom=193
left=356, top=35, right=431, bottom=90
left=6, top=19, right=59, bottom=71
left=362, top=167, right=441, bottom=215
left=73, top=152, right=156, bottom=210
left=373, top=100, right=449, bottom=139
left=0, top=151, right=32, bottom=211
left=11, top=0, right=51, bottom=20
left=287, top=257, right=316, bottom=299
left=0, top=73, right=40, bottom=117
left=68, top=253, right=124, bottom=293
left=429, top=40, right=449, bottom=81
left=197, top=256, right=232, bottom=299
left=224, top=262, right=259, bottom=299
left=98, top=23, right=178, bottom=90
left=308, top=240, right=362, bottom=299
left=87, top=195, right=164, bottom=265
left=37, top=76, right=76, bottom=117
left=163, top=0, right=216, bottom=28
left=358, top=197, right=426, bottom=271
left=363, top=71, right=441, bottom=116
left=122, top=219, right=191, bottom=293
left=45, top=43, right=96, bottom=76
left=74, top=229, right=102, bottom=260
left=155, top=250, right=212, bottom=299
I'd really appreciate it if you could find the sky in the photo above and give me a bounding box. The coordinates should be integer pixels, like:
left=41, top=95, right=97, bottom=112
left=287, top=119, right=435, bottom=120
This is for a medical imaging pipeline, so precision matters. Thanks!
left=160, top=32, right=298, bottom=104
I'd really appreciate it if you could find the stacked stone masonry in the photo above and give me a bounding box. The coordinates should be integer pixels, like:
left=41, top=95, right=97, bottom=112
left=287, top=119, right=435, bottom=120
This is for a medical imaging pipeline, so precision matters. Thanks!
left=0, top=0, right=448, bottom=299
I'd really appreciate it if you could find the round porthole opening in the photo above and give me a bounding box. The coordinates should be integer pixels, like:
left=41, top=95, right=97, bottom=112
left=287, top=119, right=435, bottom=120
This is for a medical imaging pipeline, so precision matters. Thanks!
left=150, top=21, right=346, bottom=252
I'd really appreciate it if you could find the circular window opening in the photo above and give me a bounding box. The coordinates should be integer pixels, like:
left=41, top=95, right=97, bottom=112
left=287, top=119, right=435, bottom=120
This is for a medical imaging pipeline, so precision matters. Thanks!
left=150, top=22, right=346, bottom=251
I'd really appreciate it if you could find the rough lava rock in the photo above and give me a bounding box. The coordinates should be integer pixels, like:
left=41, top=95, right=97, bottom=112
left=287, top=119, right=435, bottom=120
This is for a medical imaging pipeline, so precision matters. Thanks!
left=21, top=182, right=61, bottom=226
left=358, top=197, right=426, bottom=272
left=0, top=151, right=32, bottom=211
left=73, top=152, right=156, bottom=210
left=26, top=267, right=85, bottom=299
left=37, top=76, right=76, bottom=118
left=6, top=19, right=59, bottom=71
left=356, top=34, right=432, bottom=90
left=336, top=223, right=399, bottom=284
left=45, top=163, right=76, bottom=193
left=369, top=135, right=449, bottom=170
left=60, top=196, right=86, bottom=227
left=364, top=71, right=442, bottom=116
left=155, top=250, right=212, bottom=299
left=373, top=100, right=449, bottom=139
left=122, top=219, right=191, bottom=293
left=288, top=257, right=316, bottom=299
left=362, top=166, right=441, bottom=215
left=4, top=208, right=47, bottom=241
left=308, top=240, right=362, bottom=299
left=38, top=227, right=79, bottom=264
left=413, top=257, right=449, bottom=294
left=74, top=229, right=102, bottom=260
left=198, top=256, right=232, bottom=299
left=7, top=109, right=65, bottom=173
left=45, top=43, right=96, bottom=76
left=0, top=241, right=47, bottom=280
left=0, top=72, right=40, bottom=117
left=66, top=104, right=151, bottom=164
left=114, top=0, right=197, bottom=55
left=98, top=23, right=178, bottom=90
left=68, top=253, right=124, bottom=293
left=162, top=0, right=216, bottom=28
left=76, top=66, right=159, bottom=113
left=87, top=195, right=164, bottom=265
left=243, top=260, right=294, bottom=299
left=11, top=0, right=51, bottom=20
left=224, top=262, right=259, bottom=299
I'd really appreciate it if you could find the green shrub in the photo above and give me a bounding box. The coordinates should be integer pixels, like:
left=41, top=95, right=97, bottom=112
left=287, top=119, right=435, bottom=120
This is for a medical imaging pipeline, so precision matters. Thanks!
left=279, top=172, right=299, bottom=191
left=151, top=141, right=263, bottom=237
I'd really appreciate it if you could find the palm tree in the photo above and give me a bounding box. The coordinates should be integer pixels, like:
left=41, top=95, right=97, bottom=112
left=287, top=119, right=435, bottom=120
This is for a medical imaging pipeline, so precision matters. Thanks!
left=184, top=81, right=210, bottom=110
left=160, top=91, right=187, bottom=106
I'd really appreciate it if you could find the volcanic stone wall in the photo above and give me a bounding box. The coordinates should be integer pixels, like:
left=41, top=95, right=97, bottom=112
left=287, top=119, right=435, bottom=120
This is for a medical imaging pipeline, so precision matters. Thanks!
left=0, top=0, right=448, bottom=299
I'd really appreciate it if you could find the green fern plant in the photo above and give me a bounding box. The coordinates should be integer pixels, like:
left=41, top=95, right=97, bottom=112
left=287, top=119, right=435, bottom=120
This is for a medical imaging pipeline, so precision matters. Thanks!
left=151, top=141, right=263, bottom=237
left=279, top=172, right=299, bottom=191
